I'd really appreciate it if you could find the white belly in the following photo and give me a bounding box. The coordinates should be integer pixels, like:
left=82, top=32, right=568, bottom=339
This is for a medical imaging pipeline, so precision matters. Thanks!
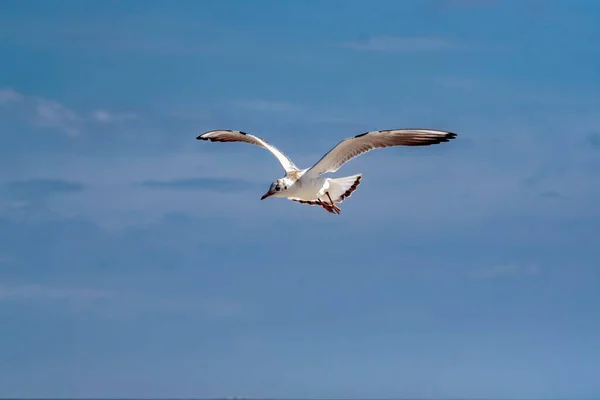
left=283, top=176, right=328, bottom=201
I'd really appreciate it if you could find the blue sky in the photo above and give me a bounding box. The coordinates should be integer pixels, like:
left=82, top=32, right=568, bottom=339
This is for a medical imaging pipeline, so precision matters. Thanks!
left=1, top=0, right=600, bottom=398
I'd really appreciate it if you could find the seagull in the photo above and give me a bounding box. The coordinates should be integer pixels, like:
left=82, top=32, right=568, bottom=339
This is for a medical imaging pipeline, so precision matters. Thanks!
left=196, top=128, right=457, bottom=214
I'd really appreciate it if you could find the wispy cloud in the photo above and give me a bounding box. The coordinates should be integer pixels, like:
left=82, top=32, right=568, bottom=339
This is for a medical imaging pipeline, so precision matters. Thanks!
left=0, top=284, right=110, bottom=300
left=92, top=109, right=138, bottom=123
left=33, top=98, right=81, bottom=136
left=140, top=177, right=260, bottom=192
left=3, top=179, right=84, bottom=200
left=469, top=263, right=541, bottom=280
left=0, top=88, right=23, bottom=104
left=0, top=88, right=81, bottom=135
left=340, top=36, right=462, bottom=52
left=0, top=88, right=138, bottom=136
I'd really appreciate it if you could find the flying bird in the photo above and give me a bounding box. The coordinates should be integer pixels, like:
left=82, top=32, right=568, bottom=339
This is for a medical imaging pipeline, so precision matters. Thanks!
left=196, top=128, right=457, bottom=214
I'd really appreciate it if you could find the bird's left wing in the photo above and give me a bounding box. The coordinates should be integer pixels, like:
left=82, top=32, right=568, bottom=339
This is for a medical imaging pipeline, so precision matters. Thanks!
left=305, top=128, right=457, bottom=177
left=197, top=130, right=298, bottom=172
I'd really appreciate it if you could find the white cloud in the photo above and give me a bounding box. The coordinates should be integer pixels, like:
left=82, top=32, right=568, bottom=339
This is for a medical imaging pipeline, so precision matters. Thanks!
left=33, top=98, right=81, bottom=136
left=469, top=263, right=541, bottom=280
left=0, top=88, right=139, bottom=136
left=2, top=85, right=598, bottom=237
left=3, top=111, right=597, bottom=233
left=340, top=36, right=461, bottom=52
left=92, top=109, right=138, bottom=123
left=0, top=283, right=111, bottom=300
left=0, top=88, right=23, bottom=104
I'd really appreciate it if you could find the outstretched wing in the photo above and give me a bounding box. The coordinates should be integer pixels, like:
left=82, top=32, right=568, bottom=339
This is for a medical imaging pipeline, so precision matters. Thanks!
left=197, top=130, right=298, bottom=172
left=305, top=128, right=457, bottom=177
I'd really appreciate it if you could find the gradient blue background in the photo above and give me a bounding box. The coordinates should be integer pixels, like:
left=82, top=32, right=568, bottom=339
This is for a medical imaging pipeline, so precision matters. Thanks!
left=1, top=0, right=599, bottom=398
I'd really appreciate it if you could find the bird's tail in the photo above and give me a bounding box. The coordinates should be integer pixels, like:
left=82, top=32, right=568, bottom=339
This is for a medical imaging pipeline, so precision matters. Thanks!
left=325, top=174, right=362, bottom=203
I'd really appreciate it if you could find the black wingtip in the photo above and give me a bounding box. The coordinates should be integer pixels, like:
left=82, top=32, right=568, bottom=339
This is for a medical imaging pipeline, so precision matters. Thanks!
left=443, top=132, right=458, bottom=142
left=196, top=130, right=248, bottom=140
left=355, top=129, right=459, bottom=140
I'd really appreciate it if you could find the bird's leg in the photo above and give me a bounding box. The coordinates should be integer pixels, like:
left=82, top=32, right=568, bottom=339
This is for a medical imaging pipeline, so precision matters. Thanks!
left=317, top=199, right=336, bottom=214
left=326, top=192, right=341, bottom=214
left=325, top=192, right=342, bottom=214
left=317, top=199, right=331, bottom=213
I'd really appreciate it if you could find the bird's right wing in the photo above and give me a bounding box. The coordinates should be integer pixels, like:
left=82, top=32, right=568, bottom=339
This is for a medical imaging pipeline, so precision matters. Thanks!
left=197, top=130, right=298, bottom=172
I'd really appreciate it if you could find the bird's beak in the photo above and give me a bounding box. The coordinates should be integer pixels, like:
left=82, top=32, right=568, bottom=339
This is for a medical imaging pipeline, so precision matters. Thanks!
left=261, top=191, right=273, bottom=200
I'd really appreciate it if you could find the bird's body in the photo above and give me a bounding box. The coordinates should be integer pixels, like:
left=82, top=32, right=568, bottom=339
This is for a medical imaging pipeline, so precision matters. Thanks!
left=197, top=128, right=457, bottom=214
left=266, top=169, right=320, bottom=200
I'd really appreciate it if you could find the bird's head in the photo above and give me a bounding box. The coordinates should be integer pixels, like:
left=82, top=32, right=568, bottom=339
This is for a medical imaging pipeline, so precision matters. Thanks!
left=261, top=178, right=288, bottom=200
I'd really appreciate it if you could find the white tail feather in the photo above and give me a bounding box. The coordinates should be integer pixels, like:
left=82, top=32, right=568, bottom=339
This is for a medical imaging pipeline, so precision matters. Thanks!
left=323, top=174, right=362, bottom=203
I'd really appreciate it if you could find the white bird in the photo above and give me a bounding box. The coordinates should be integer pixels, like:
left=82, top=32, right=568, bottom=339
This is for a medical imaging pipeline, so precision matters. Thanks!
left=196, top=128, right=457, bottom=214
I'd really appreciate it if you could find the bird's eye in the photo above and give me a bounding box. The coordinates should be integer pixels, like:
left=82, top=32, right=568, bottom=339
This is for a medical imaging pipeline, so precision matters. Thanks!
left=275, top=185, right=280, bottom=191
